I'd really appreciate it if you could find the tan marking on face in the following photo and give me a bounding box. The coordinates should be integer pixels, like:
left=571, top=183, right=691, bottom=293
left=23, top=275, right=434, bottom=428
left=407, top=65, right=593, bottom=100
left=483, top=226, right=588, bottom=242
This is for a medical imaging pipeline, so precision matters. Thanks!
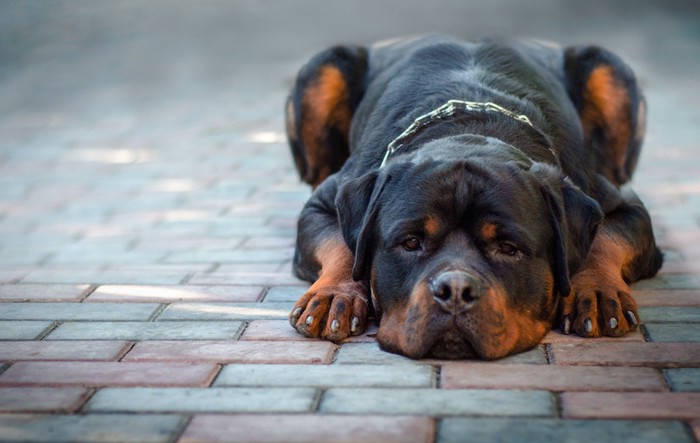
left=375, top=271, right=554, bottom=360
left=582, top=65, right=632, bottom=182
left=377, top=260, right=558, bottom=360
left=375, top=300, right=409, bottom=355
left=480, top=222, right=498, bottom=242
left=376, top=281, right=436, bottom=359
left=472, top=284, right=549, bottom=360
left=424, top=216, right=440, bottom=237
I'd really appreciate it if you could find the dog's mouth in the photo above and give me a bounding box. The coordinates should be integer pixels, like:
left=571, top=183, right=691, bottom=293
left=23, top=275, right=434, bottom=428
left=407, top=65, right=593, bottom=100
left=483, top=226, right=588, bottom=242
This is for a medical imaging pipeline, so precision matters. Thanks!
left=425, top=330, right=478, bottom=359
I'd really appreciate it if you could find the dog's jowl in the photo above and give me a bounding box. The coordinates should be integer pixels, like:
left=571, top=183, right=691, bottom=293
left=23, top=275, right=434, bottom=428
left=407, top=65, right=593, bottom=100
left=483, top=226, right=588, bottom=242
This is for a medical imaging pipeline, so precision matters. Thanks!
left=285, top=35, right=662, bottom=360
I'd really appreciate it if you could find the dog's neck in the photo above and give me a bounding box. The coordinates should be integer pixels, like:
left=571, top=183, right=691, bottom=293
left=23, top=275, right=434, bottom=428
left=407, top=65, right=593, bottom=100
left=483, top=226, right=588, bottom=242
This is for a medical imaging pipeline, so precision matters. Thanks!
left=379, top=99, right=559, bottom=168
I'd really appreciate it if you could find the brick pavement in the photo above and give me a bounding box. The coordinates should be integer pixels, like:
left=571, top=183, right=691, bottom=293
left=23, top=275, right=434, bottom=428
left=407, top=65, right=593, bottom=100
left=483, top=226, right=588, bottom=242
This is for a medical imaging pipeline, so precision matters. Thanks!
left=1, top=1, right=699, bottom=442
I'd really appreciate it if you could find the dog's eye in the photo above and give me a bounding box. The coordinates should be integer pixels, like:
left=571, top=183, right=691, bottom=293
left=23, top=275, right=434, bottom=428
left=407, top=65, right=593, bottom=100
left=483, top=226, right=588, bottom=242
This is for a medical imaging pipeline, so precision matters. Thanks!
left=497, top=243, right=519, bottom=256
left=402, top=237, right=422, bottom=252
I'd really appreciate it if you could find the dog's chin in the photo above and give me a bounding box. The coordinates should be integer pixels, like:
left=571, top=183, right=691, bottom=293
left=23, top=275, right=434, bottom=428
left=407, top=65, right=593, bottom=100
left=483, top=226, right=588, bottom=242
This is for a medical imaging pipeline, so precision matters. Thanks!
left=425, top=331, right=478, bottom=359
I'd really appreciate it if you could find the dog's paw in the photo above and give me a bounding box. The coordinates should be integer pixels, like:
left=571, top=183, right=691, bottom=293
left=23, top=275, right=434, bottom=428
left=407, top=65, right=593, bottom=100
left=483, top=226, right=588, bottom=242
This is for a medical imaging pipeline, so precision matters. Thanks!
left=559, top=265, right=639, bottom=338
left=289, top=280, right=368, bottom=341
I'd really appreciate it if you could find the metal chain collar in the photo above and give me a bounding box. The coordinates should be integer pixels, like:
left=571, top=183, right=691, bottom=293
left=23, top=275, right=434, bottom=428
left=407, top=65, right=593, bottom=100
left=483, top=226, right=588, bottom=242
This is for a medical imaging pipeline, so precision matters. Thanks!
left=379, top=99, right=534, bottom=168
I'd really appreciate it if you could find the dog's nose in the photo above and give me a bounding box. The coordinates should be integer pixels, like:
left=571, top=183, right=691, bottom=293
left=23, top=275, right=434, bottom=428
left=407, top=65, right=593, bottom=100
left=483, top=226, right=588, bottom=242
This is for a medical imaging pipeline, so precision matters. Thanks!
left=429, top=270, right=482, bottom=312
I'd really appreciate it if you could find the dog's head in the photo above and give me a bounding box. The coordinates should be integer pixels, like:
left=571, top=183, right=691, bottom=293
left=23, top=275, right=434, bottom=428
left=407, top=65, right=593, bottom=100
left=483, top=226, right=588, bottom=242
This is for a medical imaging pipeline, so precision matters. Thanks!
left=336, top=138, right=602, bottom=359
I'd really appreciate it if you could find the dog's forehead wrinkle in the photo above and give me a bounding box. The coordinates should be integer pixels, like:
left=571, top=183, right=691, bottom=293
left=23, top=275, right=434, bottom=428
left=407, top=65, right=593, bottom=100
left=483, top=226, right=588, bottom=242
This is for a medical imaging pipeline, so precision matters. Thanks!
left=380, top=158, right=537, bottom=229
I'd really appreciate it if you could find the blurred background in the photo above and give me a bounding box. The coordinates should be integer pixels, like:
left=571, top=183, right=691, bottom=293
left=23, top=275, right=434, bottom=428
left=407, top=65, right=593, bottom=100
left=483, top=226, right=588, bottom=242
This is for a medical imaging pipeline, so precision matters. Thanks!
left=2, top=0, right=699, bottom=140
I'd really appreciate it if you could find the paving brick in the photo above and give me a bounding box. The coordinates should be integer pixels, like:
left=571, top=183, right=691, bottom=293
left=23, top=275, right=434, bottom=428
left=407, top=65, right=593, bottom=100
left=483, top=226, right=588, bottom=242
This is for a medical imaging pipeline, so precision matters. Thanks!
left=0, top=361, right=219, bottom=387
left=320, top=388, right=554, bottom=416
left=658, top=261, right=697, bottom=276
left=21, top=269, right=188, bottom=285
left=158, top=218, right=271, bottom=235
left=0, top=250, right=49, bottom=266
left=263, top=285, right=308, bottom=302
left=550, top=342, right=700, bottom=367
left=216, top=262, right=291, bottom=274
left=341, top=323, right=381, bottom=343
left=634, top=289, right=700, bottom=307
left=334, top=342, right=546, bottom=365
left=180, top=414, right=434, bottom=443
left=241, top=236, right=296, bottom=248
left=645, top=323, right=700, bottom=342
left=332, top=342, right=434, bottom=366
left=541, top=328, right=645, bottom=343
left=639, top=306, right=700, bottom=322
left=438, top=418, right=692, bottom=443
left=441, top=363, right=666, bottom=391
left=214, top=225, right=296, bottom=237
left=47, top=250, right=166, bottom=266
left=0, top=413, right=183, bottom=442
left=215, top=364, right=433, bottom=387
left=490, top=345, right=549, bottom=363
left=134, top=237, right=243, bottom=252
left=148, top=178, right=208, bottom=193
left=0, top=284, right=91, bottom=302
left=0, top=340, right=130, bottom=361
left=157, top=302, right=293, bottom=320
left=86, top=387, right=316, bottom=413
left=214, top=263, right=285, bottom=272
left=87, top=284, right=263, bottom=302
left=46, top=321, right=244, bottom=340
left=241, top=319, right=315, bottom=341
left=0, top=302, right=160, bottom=320
left=0, top=321, right=53, bottom=339
left=240, top=319, right=378, bottom=343
left=0, top=387, right=90, bottom=412
left=166, top=248, right=293, bottom=264
left=0, top=270, right=28, bottom=284
left=124, top=340, right=336, bottom=364
left=561, top=392, right=700, bottom=420
left=188, top=272, right=306, bottom=286
left=665, top=368, right=700, bottom=392
left=105, top=264, right=214, bottom=273
left=277, top=261, right=294, bottom=273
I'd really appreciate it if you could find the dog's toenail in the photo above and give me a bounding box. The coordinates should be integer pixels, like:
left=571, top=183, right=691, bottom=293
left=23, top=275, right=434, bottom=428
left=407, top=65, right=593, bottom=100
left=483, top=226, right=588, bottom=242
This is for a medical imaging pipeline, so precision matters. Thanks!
left=609, top=317, right=618, bottom=329
left=562, top=315, right=571, bottom=335
left=584, top=319, right=593, bottom=334
left=331, top=319, right=339, bottom=332
left=350, top=316, right=359, bottom=333
left=305, top=315, right=314, bottom=326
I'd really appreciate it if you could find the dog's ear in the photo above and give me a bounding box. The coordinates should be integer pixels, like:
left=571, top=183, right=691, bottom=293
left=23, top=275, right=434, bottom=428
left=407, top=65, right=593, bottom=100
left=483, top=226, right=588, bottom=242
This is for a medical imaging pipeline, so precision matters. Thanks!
left=287, top=45, right=368, bottom=188
left=335, top=171, right=385, bottom=281
left=335, top=163, right=412, bottom=281
left=533, top=164, right=604, bottom=297
left=564, top=45, right=646, bottom=186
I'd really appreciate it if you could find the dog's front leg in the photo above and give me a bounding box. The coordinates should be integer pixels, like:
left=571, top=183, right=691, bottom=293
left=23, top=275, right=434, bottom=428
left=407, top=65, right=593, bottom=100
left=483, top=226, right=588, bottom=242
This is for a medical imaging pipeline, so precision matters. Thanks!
left=289, top=175, right=370, bottom=341
left=559, top=189, right=662, bottom=337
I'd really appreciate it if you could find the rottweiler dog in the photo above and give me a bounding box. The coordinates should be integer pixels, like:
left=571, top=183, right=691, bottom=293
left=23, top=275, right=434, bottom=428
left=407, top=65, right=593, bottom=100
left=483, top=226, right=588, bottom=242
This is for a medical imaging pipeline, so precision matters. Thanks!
left=285, top=35, right=662, bottom=360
